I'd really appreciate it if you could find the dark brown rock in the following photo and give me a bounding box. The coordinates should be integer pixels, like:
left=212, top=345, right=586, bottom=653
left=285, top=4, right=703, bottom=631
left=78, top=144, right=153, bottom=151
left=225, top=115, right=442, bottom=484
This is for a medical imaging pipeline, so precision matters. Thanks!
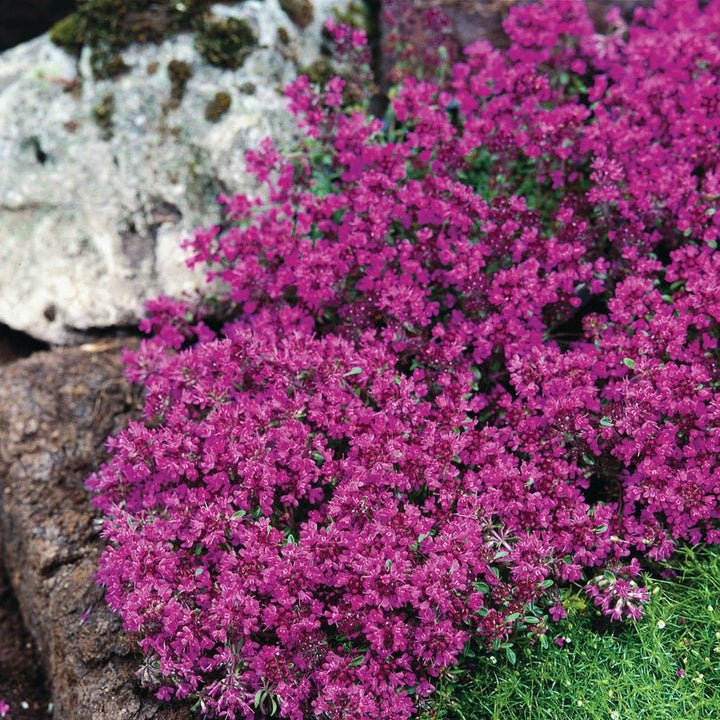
left=0, top=340, right=191, bottom=720
left=0, top=564, right=52, bottom=718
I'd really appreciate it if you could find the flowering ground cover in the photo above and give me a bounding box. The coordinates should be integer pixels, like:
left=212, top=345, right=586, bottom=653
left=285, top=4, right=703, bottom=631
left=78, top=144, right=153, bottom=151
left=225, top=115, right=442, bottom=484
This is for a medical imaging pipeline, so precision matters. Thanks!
left=86, top=1, right=719, bottom=717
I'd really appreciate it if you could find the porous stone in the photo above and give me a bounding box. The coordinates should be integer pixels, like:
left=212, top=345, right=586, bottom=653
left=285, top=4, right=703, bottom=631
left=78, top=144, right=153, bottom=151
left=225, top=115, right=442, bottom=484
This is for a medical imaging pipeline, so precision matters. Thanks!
left=0, top=340, right=192, bottom=719
left=0, top=0, right=349, bottom=344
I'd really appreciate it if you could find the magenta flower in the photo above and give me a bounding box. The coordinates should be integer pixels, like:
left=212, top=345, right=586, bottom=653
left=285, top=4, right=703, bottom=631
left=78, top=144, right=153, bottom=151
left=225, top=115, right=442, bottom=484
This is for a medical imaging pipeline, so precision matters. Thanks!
left=87, top=0, right=720, bottom=716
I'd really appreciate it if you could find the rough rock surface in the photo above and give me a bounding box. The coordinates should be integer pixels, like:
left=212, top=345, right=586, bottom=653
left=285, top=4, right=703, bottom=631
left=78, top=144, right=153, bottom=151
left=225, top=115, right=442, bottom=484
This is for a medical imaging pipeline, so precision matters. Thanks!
left=0, top=565, right=52, bottom=718
left=0, top=340, right=191, bottom=720
left=0, top=0, right=347, bottom=344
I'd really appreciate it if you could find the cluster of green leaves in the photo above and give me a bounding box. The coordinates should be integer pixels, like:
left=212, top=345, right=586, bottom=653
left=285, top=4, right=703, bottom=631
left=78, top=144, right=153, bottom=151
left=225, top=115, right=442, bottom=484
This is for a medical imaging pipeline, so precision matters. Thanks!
left=420, top=545, right=720, bottom=720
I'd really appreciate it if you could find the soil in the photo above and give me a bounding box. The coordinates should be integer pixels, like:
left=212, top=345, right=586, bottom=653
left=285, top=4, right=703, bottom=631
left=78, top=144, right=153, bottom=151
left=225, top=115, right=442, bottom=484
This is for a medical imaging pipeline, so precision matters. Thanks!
left=0, top=565, right=52, bottom=718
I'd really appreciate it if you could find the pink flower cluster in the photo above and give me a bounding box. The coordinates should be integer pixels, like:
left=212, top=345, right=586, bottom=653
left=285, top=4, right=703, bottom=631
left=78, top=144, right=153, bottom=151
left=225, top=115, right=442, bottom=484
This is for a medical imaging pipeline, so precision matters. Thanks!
left=88, top=1, right=720, bottom=717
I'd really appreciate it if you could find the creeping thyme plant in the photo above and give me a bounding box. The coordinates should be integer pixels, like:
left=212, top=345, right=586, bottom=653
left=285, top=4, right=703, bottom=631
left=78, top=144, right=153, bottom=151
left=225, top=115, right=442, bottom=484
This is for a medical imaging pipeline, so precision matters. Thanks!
left=87, top=1, right=720, bottom=717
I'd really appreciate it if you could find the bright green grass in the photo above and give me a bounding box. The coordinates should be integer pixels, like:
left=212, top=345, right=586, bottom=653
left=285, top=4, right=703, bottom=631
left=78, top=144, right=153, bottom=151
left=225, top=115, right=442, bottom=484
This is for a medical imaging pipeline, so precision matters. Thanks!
left=420, top=545, right=720, bottom=720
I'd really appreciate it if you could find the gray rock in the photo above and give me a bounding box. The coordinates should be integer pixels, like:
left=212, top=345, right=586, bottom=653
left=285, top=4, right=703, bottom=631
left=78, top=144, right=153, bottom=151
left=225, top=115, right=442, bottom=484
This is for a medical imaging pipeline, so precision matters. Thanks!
left=0, top=340, right=193, bottom=719
left=0, top=0, right=346, bottom=344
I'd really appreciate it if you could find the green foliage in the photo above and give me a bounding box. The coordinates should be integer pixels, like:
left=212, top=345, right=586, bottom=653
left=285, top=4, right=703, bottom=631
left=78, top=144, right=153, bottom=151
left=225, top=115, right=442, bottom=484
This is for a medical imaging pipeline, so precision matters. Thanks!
left=332, top=1, right=370, bottom=32
left=48, top=14, right=86, bottom=55
left=299, top=58, right=336, bottom=88
left=420, top=545, right=720, bottom=720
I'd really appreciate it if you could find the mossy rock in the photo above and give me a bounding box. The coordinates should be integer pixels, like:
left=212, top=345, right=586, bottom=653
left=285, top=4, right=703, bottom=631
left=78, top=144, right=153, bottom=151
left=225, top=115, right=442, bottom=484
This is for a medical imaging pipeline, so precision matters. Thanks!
left=195, top=17, right=258, bottom=69
left=49, top=0, right=209, bottom=78
left=279, top=0, right=314, bottom=28
left=277, top=26, right=291, bottom=45
left=89, top=44, right=131, bottom=80
left=204, top=91, right=232, bottom=122
left=91, top=93, right=116, bottom=140
left=167, top=59, right=193, bottom=106
left=299, top=58, right=335, bottom=87
left=300, top=58, right=364, bottom=108
left=49, top=14, right=87, bottom=55
left=332, top=1, right=369, bottom=32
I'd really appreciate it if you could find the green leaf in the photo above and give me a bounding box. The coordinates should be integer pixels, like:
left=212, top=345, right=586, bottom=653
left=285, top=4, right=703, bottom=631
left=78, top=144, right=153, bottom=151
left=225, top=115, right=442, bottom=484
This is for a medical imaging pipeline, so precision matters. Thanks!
left=348, top=654, right=365, bottom=668
left=194, top=567, right=204, bottom=576
left=622, top=358, right=636, bottom=370
left=253, top=690, right=265, bottom=709
left=524, top=616, right=540, bottom=624
left=344, top=366, right=363, bottom=377
left=505, top=646, right=517, bottom=664
left=506, top=613, right=521, bottom=624
left=539, top=578, right=554, bottom=589
left=600, top=416, right=614, bottom=428
left=231, top=509, right=246, bottom=520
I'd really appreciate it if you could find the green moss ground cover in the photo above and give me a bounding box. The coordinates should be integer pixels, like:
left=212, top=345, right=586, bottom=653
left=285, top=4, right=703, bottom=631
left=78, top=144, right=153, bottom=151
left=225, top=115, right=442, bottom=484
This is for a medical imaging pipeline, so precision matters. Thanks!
left=422, top=546, right=720, bottom=720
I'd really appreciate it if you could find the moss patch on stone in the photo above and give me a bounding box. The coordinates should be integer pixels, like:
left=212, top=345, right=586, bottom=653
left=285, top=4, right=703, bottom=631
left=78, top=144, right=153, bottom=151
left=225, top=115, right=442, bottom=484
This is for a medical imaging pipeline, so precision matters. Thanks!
left=91, top=93, right=116, bottom=139
left=237, top=81, right=256, bottom=95
left=167, top=59, right=193, bottom=106
left=90, top=46, right=130, bottom=79
left=299, top=58, right=365, bottom=108
left=49, top=14, right=86, bottom=55
left=279, top=0, right=314, bottom=29
left=204, top=91, right=232, bottom=122
left=49, top=1, right=210, bottom=79
left=277, top=26, right=291, bottom=45
left=299, top=58, right=335, bottom=87
left=332, top=1, right=369, bottom=32
left=195, top=16, right=258, bottom=69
